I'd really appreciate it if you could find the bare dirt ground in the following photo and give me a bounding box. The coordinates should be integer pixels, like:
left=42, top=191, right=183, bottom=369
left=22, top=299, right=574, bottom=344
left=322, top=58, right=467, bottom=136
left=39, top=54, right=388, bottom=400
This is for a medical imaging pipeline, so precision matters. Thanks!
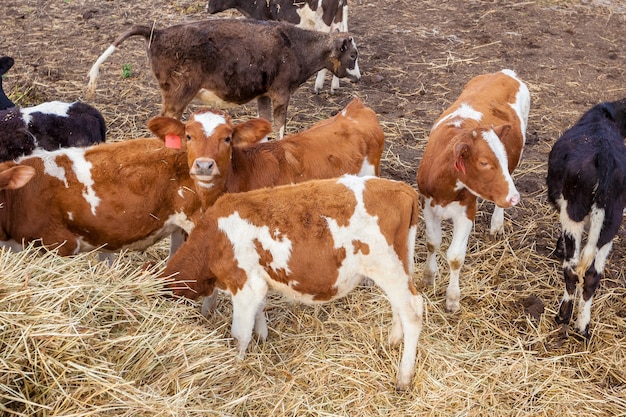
left=2, top=0, right=626, bottom=415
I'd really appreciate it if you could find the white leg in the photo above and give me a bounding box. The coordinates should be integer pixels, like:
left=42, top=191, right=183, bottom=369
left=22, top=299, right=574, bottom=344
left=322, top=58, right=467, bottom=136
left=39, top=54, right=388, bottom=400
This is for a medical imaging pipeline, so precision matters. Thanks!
left=330, top=75, right=340, bottom=94
left=575, top=241, right=611, bottom=336
left=574, top=297, right=594, bottom=336
left=445, top=215, right=473, bottom=312
left=395, top=293, right=423, bottom=391
left=314, top=69, right=327, bottom=94
left=230, top=277, right=268, bottom=358
left=388, top=307, right=403, bottom=346
left=490, top=206, right=505, bottom=235
left=367, top=264, right=423, bottom=391
left=254, top=297, right=268, bottom=342
left=422, top=200, right=442, bottom=286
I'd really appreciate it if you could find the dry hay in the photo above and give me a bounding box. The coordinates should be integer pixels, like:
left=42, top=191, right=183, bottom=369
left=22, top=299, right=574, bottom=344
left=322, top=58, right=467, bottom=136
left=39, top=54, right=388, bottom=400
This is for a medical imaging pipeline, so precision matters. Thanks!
left=2, top=217, right=626, bottom=415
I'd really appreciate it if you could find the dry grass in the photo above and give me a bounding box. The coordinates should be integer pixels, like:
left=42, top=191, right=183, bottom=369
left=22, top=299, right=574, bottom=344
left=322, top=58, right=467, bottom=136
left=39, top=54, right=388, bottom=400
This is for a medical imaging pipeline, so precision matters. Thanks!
left=2, top=221, right=626, bottom=416
left=2, top=0, right=626, bottom=415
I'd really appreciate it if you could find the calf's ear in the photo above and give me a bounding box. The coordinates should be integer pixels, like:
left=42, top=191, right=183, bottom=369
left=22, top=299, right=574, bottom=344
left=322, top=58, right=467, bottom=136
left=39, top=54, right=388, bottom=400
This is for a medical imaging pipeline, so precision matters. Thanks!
left=454, top=142, right=470, bottom=174
left=492, top=124, right=512, bottom=140
left=232, top=119, right=273, bottom=146
left=0, top=164, right=36, bottom=190
left=147, top=116, right=186, bottom=142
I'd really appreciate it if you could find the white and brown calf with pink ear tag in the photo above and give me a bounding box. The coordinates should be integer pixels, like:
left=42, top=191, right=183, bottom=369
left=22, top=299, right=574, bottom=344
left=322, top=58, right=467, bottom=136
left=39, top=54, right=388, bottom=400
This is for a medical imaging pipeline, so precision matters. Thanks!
left=417, top=69, right=530, bottom=312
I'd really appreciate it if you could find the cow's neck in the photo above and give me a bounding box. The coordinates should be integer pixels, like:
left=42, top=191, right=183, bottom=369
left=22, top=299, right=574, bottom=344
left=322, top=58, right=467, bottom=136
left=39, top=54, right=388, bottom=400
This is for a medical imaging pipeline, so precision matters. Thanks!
left=288, top=29, right=333, bottom=83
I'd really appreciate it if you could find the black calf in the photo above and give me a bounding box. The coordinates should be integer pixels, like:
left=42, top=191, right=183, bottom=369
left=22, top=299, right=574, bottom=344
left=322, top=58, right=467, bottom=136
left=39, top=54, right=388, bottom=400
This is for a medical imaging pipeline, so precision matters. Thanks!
left=547, top=98, right=626, bottom=338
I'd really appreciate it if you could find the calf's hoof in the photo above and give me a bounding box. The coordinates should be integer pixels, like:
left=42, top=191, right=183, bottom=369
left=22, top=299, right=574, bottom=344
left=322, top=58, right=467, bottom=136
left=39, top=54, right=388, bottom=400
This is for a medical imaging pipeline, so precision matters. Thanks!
left=422, top=270, right=435, bottom=287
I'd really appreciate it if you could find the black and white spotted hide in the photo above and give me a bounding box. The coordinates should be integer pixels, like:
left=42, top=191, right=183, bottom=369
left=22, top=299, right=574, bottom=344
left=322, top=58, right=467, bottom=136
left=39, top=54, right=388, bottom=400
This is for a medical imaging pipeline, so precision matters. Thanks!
left=0, top=101, right=106, bottom=162
left=547, top=97, right=626, bottom=339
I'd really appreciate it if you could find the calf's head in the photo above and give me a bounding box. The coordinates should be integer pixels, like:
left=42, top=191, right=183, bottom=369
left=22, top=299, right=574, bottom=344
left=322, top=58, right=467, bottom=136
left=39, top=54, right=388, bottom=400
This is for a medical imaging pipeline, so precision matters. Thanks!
left=148, top=109, right=271, bottom=194
left=453, top=125, right=520, bottom=208
left=329, top=33, right=361, bottom=83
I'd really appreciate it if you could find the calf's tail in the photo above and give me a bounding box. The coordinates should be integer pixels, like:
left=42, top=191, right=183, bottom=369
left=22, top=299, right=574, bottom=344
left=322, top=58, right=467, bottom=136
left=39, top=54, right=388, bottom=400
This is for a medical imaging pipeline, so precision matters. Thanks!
left=86, top=25, right=155, bottom=100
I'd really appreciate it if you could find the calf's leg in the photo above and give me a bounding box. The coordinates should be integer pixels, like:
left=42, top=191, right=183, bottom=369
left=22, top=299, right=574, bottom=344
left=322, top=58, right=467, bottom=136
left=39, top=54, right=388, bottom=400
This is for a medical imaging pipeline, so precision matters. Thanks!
left=368, top=263, right=423, bottom=391
left=574, top=208, right=621, bottom=337
left=422, top=200, right=442, bottom=287
left=230, top=273, right=268, bottom=358
left=555, top=216, right=583, bottom=327
left=445, top=214, right=473, bottom=313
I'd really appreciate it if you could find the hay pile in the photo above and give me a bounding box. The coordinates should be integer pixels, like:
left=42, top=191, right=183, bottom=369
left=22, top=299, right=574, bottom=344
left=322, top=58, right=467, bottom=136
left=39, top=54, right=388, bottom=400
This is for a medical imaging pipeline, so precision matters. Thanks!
left=2, top=226, right=626, bottom=415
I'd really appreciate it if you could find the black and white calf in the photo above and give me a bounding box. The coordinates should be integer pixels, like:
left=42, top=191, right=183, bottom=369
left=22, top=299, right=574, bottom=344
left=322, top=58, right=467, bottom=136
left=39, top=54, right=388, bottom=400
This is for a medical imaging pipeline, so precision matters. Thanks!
left=206, top=0, right=349, bottom=94
left=0, top=101, right=107, bottom=161
left=0, top=56, right=16, bottom=110
left=547, top=97, right=626, bottom=338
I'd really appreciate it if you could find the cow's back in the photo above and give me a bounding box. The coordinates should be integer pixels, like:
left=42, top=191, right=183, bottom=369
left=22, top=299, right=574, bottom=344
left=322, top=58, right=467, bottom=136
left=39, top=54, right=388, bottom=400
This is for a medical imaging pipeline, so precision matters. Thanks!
left=435, top=70, right=528, bottom=170
left=148, top=19, right=297, bottom=103
left=202, top=176, right=417, bottom=299
left=6, top=140, right=198, bottom=253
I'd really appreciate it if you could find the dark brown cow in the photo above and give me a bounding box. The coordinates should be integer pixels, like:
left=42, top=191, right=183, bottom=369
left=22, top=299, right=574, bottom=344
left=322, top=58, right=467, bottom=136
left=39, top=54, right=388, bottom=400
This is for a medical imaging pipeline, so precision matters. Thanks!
left=87, top=18, right=360, bottom=138
left=206, top=0, right=349, bottom=94
left=416, top=69, right=530, bottom=313
left=160, top=175, right=423, bottom=391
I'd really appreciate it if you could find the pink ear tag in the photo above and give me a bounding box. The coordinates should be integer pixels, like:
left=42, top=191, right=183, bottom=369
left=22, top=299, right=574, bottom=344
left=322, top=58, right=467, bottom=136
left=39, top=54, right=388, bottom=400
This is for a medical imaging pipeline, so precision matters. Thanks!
left=454, top=157, right=466, bottom=175
left=165, top=134, right=181, bottom=149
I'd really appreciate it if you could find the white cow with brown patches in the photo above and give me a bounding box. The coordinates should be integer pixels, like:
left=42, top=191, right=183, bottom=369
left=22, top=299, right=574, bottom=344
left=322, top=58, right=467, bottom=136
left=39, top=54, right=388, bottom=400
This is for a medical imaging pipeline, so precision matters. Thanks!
left=160, top=175, right=423, bottom=391
left=416, top=69, right=530, bottom=312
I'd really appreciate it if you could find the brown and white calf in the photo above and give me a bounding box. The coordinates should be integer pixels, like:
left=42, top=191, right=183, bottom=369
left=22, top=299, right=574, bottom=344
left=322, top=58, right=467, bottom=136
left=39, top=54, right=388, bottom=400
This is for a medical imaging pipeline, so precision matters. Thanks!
left=548, top=98, right=626, bottom=339
left=206, top=0, right=348, bottom=94
left=148, top=97, right=384, bottom=209
left=0, top=137, right=201, bottom=257
left=0, top=101, right=107, bottom=162
left=160, top=175, right=423, bottom=390
left=416, top=69, right=530, bottom=312
left=87, top=18, right=360, bottom=138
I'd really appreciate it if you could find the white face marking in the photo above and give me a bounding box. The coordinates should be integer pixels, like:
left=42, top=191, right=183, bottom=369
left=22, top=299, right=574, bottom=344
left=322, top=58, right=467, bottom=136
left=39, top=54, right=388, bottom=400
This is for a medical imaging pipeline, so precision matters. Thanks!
left=68, top=212, right=74, bottom=221
left=480, top=129, right=519, bottom=205
left=347, top=57, right=361, bottom=79
left=194, top=112, right=227, bottom=138
left=21, top=101, right=72, bottom=126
